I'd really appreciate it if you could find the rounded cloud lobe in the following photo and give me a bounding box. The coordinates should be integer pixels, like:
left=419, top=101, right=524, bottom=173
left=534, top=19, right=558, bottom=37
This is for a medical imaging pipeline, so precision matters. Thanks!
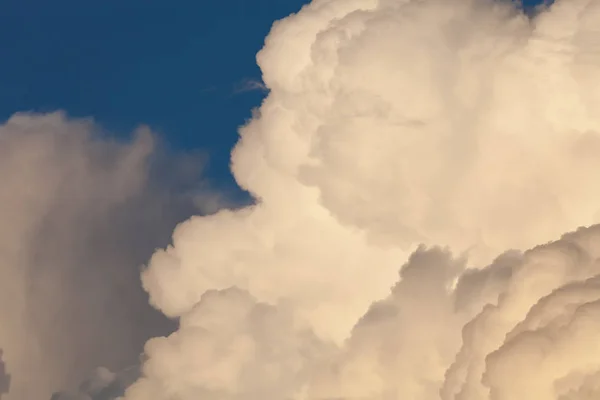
left=53, top=0, right=600, bottom=399
left=0, top=111, right=227, bottom=399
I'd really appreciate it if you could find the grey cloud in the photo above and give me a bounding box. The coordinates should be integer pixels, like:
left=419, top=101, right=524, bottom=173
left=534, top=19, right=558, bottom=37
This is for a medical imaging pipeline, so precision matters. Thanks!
left=0, top=111, right=229, bottom=399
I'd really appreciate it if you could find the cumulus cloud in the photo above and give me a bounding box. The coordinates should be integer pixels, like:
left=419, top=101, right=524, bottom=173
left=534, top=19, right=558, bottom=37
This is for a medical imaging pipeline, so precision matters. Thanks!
left=125, top=224, right=600, bottom=400
left=0, top=111, right=230, bottom=400
left=61, top=0, right=600, bottom=399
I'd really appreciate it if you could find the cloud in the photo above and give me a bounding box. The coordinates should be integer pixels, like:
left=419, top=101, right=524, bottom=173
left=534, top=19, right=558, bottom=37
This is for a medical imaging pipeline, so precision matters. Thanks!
left=0, top=350, right=9, bottom=399
left=47, top=0, right=600, bottom=399
left=138, top=0, right=600, bottom=338
left=124, top=224, right=600, bottom=400
left=0, top=111, right=229, bottom=399
left=232, top=78, right=269, bottom=95
left=50, top=366, right=139, bottom=400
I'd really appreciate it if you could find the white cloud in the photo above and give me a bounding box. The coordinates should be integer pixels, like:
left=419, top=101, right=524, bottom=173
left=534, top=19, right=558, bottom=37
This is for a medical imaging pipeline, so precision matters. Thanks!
left=52, top=0, right=600, bottom=399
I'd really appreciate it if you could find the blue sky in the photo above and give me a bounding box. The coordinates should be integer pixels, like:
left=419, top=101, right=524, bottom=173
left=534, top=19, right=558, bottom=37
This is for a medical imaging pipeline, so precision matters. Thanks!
left=0, top=0, right=308, bottom=188
left=0, top=0, right=547, bottom=189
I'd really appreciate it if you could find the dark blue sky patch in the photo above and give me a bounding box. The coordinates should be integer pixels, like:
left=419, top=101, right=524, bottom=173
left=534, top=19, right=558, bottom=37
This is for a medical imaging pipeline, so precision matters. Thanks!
left=0, top=1, right=307, bottom=187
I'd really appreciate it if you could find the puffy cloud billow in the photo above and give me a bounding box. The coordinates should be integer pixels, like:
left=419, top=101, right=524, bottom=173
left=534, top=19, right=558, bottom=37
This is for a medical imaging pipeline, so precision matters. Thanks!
left=43, top=0, right=600, bottom=399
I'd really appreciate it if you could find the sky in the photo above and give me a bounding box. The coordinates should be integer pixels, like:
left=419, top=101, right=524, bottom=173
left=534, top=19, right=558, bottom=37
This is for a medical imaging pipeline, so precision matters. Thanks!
left=0, top=0, right=308, bottom=190
left=0, top=0, right=549, bottom=191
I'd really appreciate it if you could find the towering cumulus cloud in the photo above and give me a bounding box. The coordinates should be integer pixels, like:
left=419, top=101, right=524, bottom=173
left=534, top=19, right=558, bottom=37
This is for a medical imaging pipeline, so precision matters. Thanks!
left=120, top=0, right=600, bottom=399
left=0, top=111, right=226, bottom=399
